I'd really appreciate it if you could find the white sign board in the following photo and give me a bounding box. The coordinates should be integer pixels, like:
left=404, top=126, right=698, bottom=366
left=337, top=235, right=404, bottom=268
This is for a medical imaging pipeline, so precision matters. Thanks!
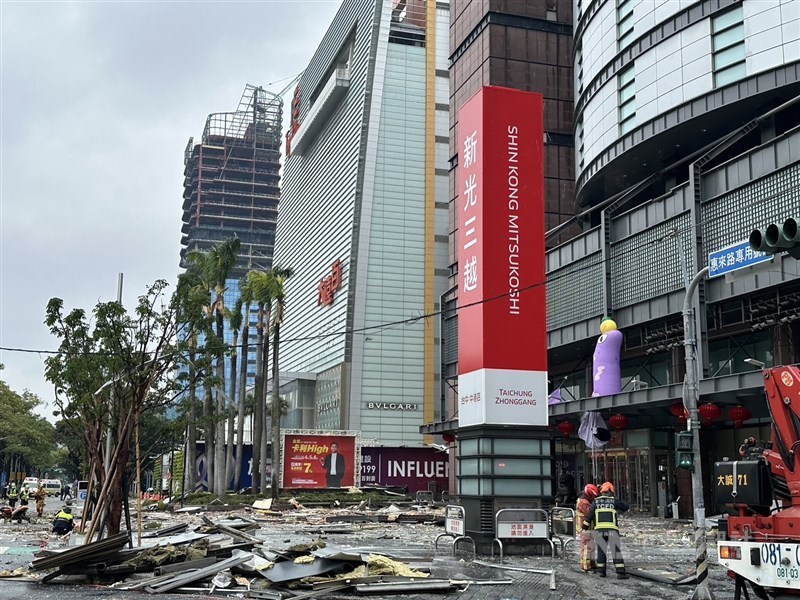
left=458, top=368, right=548, bottom=427
left=445, top=505, right=465, bottom=536
left=497, top=521, right=548, bottom=539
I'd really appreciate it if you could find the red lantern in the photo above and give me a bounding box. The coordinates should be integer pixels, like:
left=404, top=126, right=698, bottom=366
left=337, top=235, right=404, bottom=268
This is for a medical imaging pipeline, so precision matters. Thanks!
left=442, top=432, right=456, bottom=444
left=669, top=402, right=689, bottom=423
left=729, top=406, right=752, bottom=428
left=557, top=421, right=577, bottom=439
left=608, top=414, right=629, bottom=431
left=698, top=402, right=722, bottom=425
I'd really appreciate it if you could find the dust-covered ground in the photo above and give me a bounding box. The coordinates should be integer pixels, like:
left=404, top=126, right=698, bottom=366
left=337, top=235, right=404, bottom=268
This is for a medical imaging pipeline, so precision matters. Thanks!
left=0, top=500, right=739, bottom=599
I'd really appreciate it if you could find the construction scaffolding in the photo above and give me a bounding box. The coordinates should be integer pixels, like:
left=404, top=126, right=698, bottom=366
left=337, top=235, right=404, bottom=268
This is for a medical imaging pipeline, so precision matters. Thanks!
left=181, top=84, right=283, bottom=278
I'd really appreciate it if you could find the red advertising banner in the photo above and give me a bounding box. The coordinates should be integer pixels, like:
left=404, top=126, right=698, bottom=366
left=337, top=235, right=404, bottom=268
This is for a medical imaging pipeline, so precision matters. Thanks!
left=456, top=86, right=548, bottom=427
left=283, top=433, right=357, bottom=489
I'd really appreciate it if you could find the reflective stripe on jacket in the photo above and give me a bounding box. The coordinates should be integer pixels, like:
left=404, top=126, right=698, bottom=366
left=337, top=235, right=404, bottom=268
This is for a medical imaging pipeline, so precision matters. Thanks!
left=585, top=493, right=629, bottom=531
left=593, top=496, right=618, bottom=530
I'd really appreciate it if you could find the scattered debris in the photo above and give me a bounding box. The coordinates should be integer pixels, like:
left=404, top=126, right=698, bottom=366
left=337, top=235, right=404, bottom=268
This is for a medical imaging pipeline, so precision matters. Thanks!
left=2, top=498, right=729, bottom=598
left=252, top=499, right=273, bottom=511
left=0, top=567, right=28, bottom=578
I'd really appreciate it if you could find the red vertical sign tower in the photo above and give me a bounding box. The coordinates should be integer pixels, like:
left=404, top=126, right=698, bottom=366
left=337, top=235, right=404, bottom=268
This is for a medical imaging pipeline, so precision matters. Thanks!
left=456, top=86, right=547, bottom=427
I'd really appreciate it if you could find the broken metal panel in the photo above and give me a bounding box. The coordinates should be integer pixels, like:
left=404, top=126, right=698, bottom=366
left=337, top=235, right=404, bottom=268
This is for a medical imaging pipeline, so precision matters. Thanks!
left=353, top=579, right=455, bottom=593
left=154, top=556, right=218, bottom=575
left=144, top=551, right=252, bottom=594
left=260, top=557, right=350, bottom=583
left=141, top=523, right=189, bottom=538
left=30, top=532, right=130, bottom=572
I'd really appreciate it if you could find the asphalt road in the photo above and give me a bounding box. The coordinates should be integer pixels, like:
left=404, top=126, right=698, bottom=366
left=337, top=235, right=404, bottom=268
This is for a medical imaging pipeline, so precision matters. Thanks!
left=0, top=498, right=743, bottom=600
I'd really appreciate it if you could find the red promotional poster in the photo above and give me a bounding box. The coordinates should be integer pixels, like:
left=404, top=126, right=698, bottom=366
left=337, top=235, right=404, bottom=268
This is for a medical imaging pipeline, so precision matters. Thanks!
left=456, top=86, right=548, bottom=427
left=282, top=433, right=357, bottom=489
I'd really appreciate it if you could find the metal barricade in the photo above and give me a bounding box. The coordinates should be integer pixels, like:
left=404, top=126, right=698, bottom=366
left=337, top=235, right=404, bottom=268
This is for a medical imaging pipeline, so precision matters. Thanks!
left=491, top=508, right=555, bottom=562
left=550, top=506, right=577, bottom=558
left=415, top=490, right=434, bottom=505
left=434, top=505, right=476, bottom=558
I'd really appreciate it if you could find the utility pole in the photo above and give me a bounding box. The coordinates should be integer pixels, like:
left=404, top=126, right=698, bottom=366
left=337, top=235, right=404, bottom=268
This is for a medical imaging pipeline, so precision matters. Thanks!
left=104, top=274, right=124, bottom=478
left=683, top=266, right=714, bottom=600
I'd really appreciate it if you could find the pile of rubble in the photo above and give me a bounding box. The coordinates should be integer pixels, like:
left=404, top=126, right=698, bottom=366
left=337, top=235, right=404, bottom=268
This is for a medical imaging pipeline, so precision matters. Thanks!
left=20, top=500, right=513, bottom=597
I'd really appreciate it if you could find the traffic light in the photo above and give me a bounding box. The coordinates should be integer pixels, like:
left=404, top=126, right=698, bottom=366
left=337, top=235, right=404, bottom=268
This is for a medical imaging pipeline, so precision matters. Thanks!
left=676, top=431, right=694, bottom=471
left=749, top=217, right=800, bottom=258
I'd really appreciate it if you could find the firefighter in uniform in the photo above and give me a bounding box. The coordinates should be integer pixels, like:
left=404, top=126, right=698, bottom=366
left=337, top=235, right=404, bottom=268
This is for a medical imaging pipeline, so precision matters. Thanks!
left=7, top=482, right=18, bottom=508
left=576, top=483, right=599, bottom=572
left=583, top=481, right=630, bottom=579
left=52, top=501, right=75, bottom=535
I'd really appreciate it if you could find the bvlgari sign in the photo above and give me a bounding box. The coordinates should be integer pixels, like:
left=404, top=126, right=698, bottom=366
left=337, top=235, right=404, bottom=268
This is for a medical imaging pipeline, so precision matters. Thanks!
left=456, top=86, right=548, bottom=427
left=318, top=259, right=343, bottom=306
left=367, top=402, right=418, bottom=411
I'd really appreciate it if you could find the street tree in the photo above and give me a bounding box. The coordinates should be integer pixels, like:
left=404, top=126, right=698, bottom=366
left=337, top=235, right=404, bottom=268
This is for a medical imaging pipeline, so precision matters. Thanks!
left=224, top=299, right=243, bottom=490
left=234, top=281, right=254, bottom=491
left=0, top=365, right=56, bottom=482
left=44, top=279, right=186, bottom=537
left=174, top=268, right=215, bottom=494
left=186, top=237, right=241, bottom=493
left=243, top=270, right=272, bottom=493
left=269, top=267, right=294, bottom=501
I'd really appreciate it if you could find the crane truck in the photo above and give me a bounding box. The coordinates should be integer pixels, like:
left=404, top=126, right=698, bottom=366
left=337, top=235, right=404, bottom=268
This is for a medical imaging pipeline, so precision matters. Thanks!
left=715, top=365, right=800, bottom=599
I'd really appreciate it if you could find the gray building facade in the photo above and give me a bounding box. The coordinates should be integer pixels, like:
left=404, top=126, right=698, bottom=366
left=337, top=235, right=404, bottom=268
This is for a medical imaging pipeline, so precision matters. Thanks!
left=546, top=0, right=800, bottom=515
left=273, top=0, right=451, bottom=445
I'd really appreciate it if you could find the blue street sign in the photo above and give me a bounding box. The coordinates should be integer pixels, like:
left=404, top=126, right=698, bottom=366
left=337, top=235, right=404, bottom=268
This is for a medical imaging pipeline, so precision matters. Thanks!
left=79, top=491, right=87, bottom=501
left=708, top=240, right=772, bottom=278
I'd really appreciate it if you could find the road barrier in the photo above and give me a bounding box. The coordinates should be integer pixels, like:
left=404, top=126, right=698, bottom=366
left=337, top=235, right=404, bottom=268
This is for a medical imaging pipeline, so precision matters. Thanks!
left=434, top=505, right=475, bottom=558
left=491, top=508, right=555, bottom=562
left=550, top=506, right=577, bottom=557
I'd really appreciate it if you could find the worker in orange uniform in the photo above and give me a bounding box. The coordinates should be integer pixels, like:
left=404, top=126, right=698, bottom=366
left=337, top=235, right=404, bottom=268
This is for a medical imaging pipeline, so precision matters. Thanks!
left=575, top=483, right=599, bottom=572
left=33, top=483, right=47, bottom=517
left=583, top=481, right=630, bottom=579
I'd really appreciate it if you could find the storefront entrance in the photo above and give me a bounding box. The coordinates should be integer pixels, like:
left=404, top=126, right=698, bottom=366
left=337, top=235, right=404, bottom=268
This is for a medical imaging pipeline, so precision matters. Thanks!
left=587, top=448, right=650, bottom=511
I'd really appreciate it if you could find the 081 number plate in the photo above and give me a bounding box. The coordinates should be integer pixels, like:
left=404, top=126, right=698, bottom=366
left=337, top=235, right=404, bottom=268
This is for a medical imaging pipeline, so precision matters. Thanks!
left=761, top=543, right=800, bottom=580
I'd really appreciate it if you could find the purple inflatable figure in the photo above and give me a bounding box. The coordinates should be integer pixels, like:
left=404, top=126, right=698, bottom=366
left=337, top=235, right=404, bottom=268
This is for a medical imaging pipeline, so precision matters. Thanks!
left=591, top=317, right=623, bottom=397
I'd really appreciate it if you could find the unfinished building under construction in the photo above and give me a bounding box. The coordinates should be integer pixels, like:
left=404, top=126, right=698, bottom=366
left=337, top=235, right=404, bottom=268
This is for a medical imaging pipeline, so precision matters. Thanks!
left=181, top=84, right=282, bottom=278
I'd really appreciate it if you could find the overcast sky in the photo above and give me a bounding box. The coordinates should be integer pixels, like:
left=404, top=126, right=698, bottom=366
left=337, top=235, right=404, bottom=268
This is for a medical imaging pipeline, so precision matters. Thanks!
left=0, top=0, right=342, bottom=418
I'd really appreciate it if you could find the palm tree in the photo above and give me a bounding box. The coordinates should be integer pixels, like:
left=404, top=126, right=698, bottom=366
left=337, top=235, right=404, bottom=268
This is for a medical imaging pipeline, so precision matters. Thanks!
left=244, top=270, right=273, bottom=494
left=234, top=281, right=254, bottom=490
left=224, top=299, right=242, bottom=491
left=208, top=238, right=240, bottom=493
left=269, top=266, right=294, bottom=501
left=187, top=237, right=241, bottom=494
left=175, top=270, right=213, bottom=494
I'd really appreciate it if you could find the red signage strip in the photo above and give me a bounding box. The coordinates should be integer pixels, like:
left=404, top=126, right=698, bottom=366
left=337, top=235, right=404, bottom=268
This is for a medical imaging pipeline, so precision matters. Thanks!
left=456, top=86, right=548, bottom=427
left=456, top=86, right=546, bottom=374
